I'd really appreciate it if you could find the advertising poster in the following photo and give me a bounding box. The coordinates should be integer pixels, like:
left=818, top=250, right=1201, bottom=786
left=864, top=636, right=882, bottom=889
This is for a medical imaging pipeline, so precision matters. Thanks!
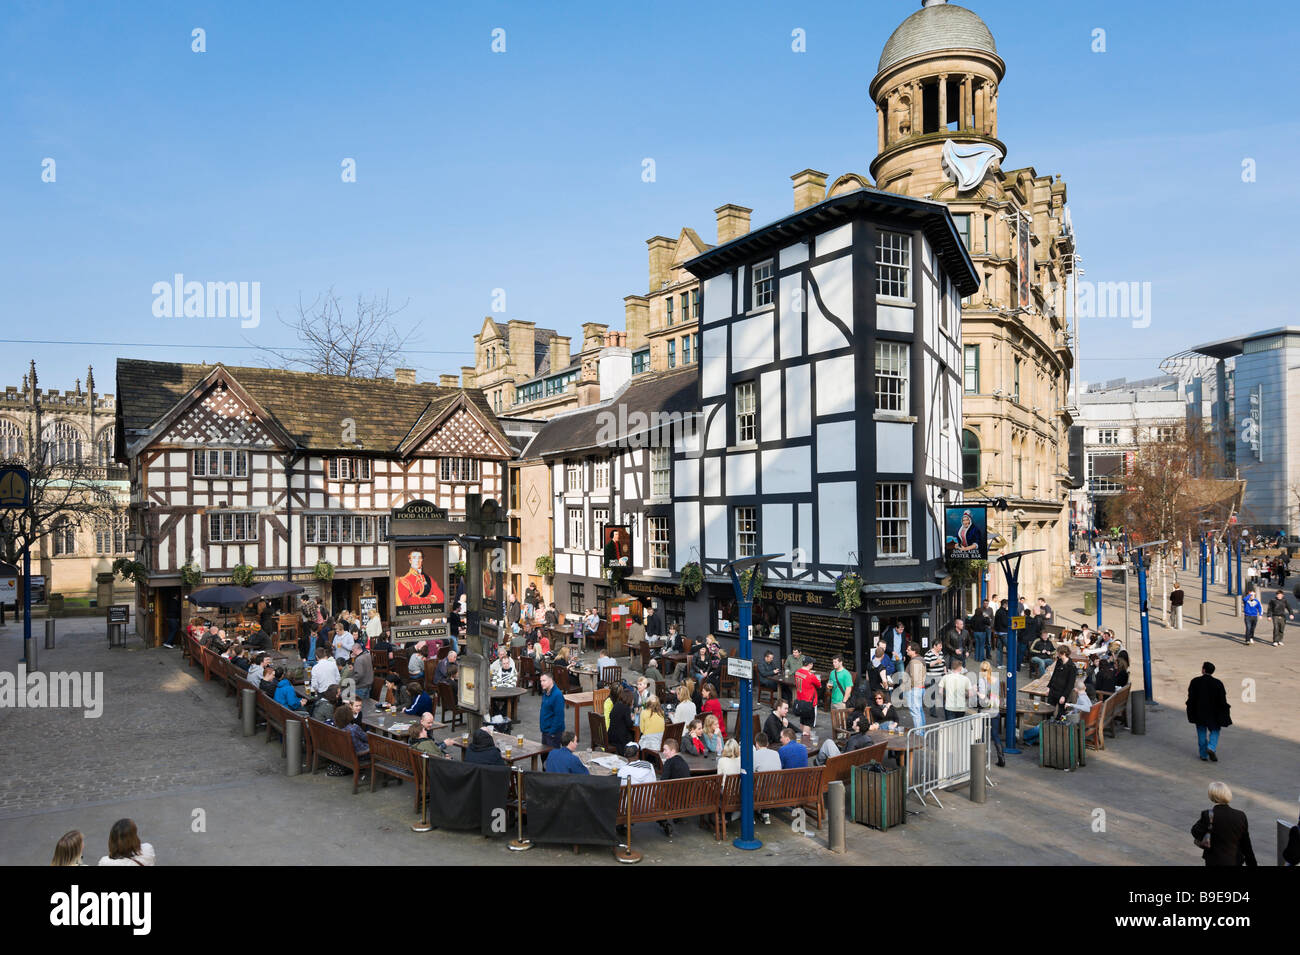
left=392, top=542, right=446, bottom=619
left=945, top=505, right=989, bottom=562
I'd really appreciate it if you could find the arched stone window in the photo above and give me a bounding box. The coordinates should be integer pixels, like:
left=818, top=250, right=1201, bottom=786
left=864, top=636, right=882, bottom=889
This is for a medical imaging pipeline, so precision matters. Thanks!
left=0, top=418, right=22, bottom=459
left=51, top=516, right=77, bottom=556
left=42, top=421, right=83, bottom=466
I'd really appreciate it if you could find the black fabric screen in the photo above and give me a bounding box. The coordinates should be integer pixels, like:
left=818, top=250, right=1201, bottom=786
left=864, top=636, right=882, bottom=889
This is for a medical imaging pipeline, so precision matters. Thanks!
left=424, top=758, right=510, bottom=836
left=523, top=772, right=621, bottom=846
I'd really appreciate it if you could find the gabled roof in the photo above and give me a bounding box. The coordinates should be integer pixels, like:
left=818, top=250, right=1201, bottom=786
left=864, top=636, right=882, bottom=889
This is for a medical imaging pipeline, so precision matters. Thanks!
left=522, top=367, right=699, bottom=460
left=684, top=187, right=980, bottom=296
left=115, top=359, right=506, bottom=456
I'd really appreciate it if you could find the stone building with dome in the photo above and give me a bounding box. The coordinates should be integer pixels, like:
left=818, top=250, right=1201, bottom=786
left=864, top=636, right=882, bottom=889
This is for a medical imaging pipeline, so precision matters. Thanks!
left=864, top=0, right=1078, bottom=600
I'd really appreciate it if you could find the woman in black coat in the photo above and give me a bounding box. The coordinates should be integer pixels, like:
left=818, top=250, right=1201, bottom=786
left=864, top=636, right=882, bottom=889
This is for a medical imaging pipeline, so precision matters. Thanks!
left=607, top=689, right=637, bottom=750
left=1191, top=781, right=1257, bottom=866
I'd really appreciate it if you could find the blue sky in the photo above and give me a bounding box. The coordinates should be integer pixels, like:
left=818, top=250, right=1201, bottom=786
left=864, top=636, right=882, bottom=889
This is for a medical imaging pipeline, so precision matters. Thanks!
left=2, top=0, right=1296, bottom=395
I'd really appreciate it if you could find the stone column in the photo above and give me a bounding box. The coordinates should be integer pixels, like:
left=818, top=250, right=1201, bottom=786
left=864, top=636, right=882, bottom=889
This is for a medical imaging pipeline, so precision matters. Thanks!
left=963, top=74, right=974, bottom=130
left=910, top=81, right=922, bottom=137
left=974, top=80, right=985, bottom=134
left=878, top=97, right=886, bottom=149
left=938, top=73, right=948, bottom=131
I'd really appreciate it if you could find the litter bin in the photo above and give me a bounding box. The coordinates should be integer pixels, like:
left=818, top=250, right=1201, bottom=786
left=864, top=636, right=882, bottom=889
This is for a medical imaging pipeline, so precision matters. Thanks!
left=849, top=761, right=906, bottom=831
left=1083, top=591, right=1096, bottom=616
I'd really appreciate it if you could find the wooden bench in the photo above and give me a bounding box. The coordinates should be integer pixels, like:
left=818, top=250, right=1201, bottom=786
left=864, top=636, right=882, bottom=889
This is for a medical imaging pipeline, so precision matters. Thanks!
left=305, top=719, right=370, bottom=794
left=257, top=692, right=307, bottom=760
left=1085, top=684, right=1130, bottom=750
left=805, top=741, right=889, bottom=828
left=616, top=774, right=723, bottom=858
left=366, top=732, right=422, bottom=810
left=717, top=767, right=826, bottom=840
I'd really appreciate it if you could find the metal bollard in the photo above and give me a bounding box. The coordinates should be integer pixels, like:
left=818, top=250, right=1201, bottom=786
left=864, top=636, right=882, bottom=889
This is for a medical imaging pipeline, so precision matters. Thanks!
left=44, top=618, right=56, bottom=650
left=285, top=720, right=303, bottom=776
left=1278, top=818, right=1296, bottom=867
left=241, top=689, right=257, bottom=736
left=970, top=742, right=987, bottom=803
left=1130, top=691, right=1146, bottom=736
left=827, top=780, right=846, bottom=853
left=1199, top=602, right=1207, bottom=626
left=23, top=636, right=37, bottom=670
left=108, top=623, right=123, bottom=648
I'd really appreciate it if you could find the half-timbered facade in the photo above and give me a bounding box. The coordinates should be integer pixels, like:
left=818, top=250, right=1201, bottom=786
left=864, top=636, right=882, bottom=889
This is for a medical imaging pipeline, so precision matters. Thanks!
left=665, top=187, right=979, bottom=670
left=115, top=361, right=510, bottom=643
left=523, top=364, right=697, bottom=626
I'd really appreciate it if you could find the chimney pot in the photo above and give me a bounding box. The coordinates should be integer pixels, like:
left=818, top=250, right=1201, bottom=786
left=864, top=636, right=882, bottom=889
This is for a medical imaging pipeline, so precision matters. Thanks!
left=394, top=368, right=417, bottom=384
left=791, top=169, right=829, bottom=212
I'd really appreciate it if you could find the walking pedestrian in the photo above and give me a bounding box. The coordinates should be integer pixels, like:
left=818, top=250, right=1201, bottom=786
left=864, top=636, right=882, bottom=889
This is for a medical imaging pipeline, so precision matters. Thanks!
left=1267, top=589, right=1292, bottom=647
left=1190, top=781, right=1257, bottom=866
left=1168, top=580, right=1184, bottom=630
left=1185, top=661, right=1231, bottom=762
left=1242, top=590, right=1262, bottom=644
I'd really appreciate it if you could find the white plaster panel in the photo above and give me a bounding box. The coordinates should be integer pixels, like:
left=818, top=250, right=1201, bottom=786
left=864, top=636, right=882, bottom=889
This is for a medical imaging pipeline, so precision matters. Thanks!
left=816, top=420, right=856, bottom=474
left=762, top=503, right=793, bottom=559
left=675, top=502, right=700, bottom=564
left=875, top=420, right=913, bottom=473
left=702, top=273, right=733, bottom=326
left=760, top=371, right=783, bottom=442
left=877, top=303, right=914, bottom=334
left=674, top=458, right=699, bottom=498
left=704, top=457, right=722, bottom=498
left=817, top=482, right=858, bottom=564
left=702, top=328, right=728, bottom=397
left=780, top=241, right=809, bottom=269
left=814, top=356, right=856, bottom=416
left=703, top=505, right=728, bottom=561
left=725, top=451, right=756, bottom=496
left=731, top=314, right=774, bottom=374
left=816, top=223, right=852, bottom=256
left=760, top=445, right=810, bottom=495
left=786, top=365, right=812, bottom=437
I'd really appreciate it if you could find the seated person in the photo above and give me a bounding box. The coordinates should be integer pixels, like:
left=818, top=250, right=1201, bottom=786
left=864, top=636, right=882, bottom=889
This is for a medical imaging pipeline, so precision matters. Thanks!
left=406, top=718, right=445, bottom=757
left=244, top=626, right=271, bottom=652
left=272, top=667, right=303, bottom=709
left=432, top=650, right=457, bottom=685
left=333, top=704, right=370, bottom=764
left=755, top=650, right=781, bottom=694
left=681, top=719, right=707, bottom=756
left=700, top=683, right=726, bottom=737
left=639, top=696, right=666, bottom=751
left=310, top=647, right=340, bottom=695
left=595, top=650, right=618, bottom=675
left=375, top=672, right=403, bottom=707
left=407, top=644, right=426, bottom=679
left=752, top=733, right=783, bottom=771
left=544, top=731, right=589, bottom=774
left=607, top=689, right=637, bottom=750
left=763, top=700, right=792, bottom=744
left=778, top=727, right=809, bottom=768
left=616, top=742, right=657, bottom=785
left=660, top=738, right=690, bottom=783
left=464, top=729, right=504, bottom=766
left=257, top=662, right=279, bottom=696
left=701, top=714, right=724, bottom=755
left=844, top=716, right=877, bottom=753
left=868, top=690, right=901, bottom=732
left=403, top=683, right=434, bottom=717
left=671, top=684, right=696, bottom=728
left=231, top=649, right=253, bottom=673
left=642, top=659, right=666, bottom=686
left=1028, top=632, right=1056, bottom=677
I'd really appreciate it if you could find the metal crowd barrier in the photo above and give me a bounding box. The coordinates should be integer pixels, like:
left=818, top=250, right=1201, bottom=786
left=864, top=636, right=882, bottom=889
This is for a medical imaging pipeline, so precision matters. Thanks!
left=905, top=712, right=993, bottom=809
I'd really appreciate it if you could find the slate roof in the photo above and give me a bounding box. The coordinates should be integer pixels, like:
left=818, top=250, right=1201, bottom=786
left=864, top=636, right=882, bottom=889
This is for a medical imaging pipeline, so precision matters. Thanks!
left=522, top=367, right=699, bottom=459
left=115, top=359, right=507, bottom=454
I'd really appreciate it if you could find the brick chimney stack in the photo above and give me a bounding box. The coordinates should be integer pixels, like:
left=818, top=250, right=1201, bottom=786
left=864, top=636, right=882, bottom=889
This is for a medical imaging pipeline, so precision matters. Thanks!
left=791, top=169, right=829, bottom=212
left=715, top=204, right=753, bottom=245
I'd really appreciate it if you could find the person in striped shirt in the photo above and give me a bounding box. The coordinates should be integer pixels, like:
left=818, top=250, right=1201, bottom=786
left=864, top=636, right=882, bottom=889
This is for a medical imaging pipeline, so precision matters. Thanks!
left=923, top=642, right=947, bottom=717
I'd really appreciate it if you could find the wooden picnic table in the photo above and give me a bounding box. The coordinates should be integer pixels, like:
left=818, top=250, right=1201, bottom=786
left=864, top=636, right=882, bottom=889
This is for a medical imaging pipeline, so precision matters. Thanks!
left=490, top=685, right=526, bottom=720
left=564, top=691, right=594, bottom=741
left=1014, top=699, right=1054, bottom=741
left=447, top=730, right=551, bottom=771
left=359, top=700, right=444, bottom=739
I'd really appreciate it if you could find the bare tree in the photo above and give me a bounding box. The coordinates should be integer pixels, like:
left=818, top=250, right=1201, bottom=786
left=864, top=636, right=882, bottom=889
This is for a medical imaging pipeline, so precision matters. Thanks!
left=252, top=288, right=420, bottom=378
left=0, top=438, right=116, bottom=598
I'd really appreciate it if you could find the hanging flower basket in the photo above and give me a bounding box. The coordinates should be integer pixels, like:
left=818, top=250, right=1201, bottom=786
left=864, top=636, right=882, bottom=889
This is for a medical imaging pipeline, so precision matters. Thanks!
left=534, top=554, right=555, bottom=578
left=739, top=567, right=764, bottom=600
left=180, top=562, right=202, bottom=588
left=111, top=557, right=149, bottom=587
left=314, top=560, right=335, bottom=582
left=680, top=561, right=704, bottom=596
left=452, top=560, right=467, bottom=580
left=835, top=572, right=863, bottom=614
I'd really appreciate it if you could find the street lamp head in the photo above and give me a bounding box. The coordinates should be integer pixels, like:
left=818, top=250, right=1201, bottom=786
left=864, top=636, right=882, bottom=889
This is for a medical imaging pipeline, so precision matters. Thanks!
left=725, top=553, right=782, bottom=575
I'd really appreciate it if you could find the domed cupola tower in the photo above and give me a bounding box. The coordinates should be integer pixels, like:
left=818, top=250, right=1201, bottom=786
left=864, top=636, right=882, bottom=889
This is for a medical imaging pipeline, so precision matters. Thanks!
left=869, top=0, right=1005, bottom=197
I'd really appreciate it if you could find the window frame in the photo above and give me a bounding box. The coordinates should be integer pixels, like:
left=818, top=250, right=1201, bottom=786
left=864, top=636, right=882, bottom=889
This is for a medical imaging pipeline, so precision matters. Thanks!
left=752, top=260, right=775, bottom=309
left=735, top=381, right=757, bottom=445
left=648, top=516, right=670, bottom=570
left=875, top=482, right=911, bottom=558
left=963, top=344, right=980, bottom=395
left=649, top=448, right=671, bottom=498
left=735, top=506, right=757, bottom=559
left=208, top=510, right=259, bottom=543
left=567, top=506, right=584, bottom=550
left=875, top=230, right=912, bottom=300
left=439, top=457, right=481, bottom=483
left=874, top=341, right=910, bottom=415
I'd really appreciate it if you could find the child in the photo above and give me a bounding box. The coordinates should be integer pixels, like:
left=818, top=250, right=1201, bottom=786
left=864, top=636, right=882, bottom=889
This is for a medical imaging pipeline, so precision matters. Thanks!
left=702, top=714, right=724, bottom=755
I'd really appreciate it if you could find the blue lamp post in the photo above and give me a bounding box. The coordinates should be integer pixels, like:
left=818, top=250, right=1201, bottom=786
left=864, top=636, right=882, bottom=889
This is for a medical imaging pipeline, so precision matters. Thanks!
left=726, top=552, right=781, bottom=851
left=1200, top=534, right=1208, bottom=606
left=1094, top=542, right=1103, bottom=629
left=1129, top=540, right=1167, bottom=705
left=996, top=548, right=1043, bottom=756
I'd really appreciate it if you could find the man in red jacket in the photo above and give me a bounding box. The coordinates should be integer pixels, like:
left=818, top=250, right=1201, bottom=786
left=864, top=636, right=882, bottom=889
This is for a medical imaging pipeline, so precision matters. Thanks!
left=794, top=658, right=822, bottom=728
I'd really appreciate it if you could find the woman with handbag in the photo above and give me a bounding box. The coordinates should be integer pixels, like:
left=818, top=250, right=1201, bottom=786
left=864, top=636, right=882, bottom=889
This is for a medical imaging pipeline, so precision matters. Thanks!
left=1191, top=781, right=1257, bottom=866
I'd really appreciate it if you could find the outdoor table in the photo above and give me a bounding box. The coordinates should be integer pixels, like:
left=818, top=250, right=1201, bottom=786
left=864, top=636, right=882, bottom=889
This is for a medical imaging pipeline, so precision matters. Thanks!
left=360, top=700, right=444, bottom=739
left=448, top=730, right=551, bottom=770
left=564, top=691, right=594, bottom=741
left=682, top=752, right=720, bottom=775
left=570, top=665, right=601, bottom=694
left=490, top=685, right=526, bottom=720
left=577, top=750, right=625, bottom=776
left=884, top=732, right=922, bottom=784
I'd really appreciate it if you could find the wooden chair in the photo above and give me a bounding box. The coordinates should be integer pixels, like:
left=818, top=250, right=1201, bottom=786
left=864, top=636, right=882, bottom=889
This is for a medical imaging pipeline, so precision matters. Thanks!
left=435, top=682, right=464, bottom=729
left=276, top=615, right=299, bottom=653
left=653, top=679, right=667, bottom=701
left=600, top=665, right=622, bottom=688
left=682, top=638, right=693, bottom=655
left=371, top=650, right=390, bottom=678
left=638, top=642, right=653, bottom=672
left=553, top=666, right=573, bottom=694
left=519, top=656, right=538, bottom=692
left=756, top=679, right=778, bottom=709
left=720, top=670, right=738, bottom=699
left=640, top=748, right=663, bottom=773
left=367, top=733, right=420, bottom=809
left=663, top=721, right=685, bottom=748
left=830, top=707, right=850, bottom=745
left=593, top=687, right=610, bottom=717
left=588, top=711, right=616, bottom=754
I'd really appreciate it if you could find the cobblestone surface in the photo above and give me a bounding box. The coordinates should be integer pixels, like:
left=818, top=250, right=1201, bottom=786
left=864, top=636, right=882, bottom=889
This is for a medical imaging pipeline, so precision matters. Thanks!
left=1, top=575, right=1295, bottom=866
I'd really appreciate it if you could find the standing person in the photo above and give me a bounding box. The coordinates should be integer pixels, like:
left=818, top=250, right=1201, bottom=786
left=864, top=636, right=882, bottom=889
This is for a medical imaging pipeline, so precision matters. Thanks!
left=1046, top=645, right=1077, bottom=719
left=1242, top=590, right=1262, bottom=644
left=97, top=819, right=155, bottom=866
left=1267, top=589, right=1293, bottom=647
left=968, top=603, right=991, bottom=664
left=365, top=608, right=383, bottom=644
left=50, top=831, right=85, bottom=866
left=828, top=655, right=854, bottom=710
left=538, top=673, right=565, bottom=749
left=923, top=640, right=947, bottom=717
left=992, top=599, right=1009, bottom=668
left=1168, top=580, right=1185, bottom=630
left=1186, top=661, right=1231, bottom=762
left=349, top=643, right=373, bottom=700
left=976, top=660, right=1006, bottom=766
left=903, top=642, right=927, bottom=728
left=1191, top=782, right=1257, bottom=866
left=939, top=660, right=974, bottom=721
left=943, top=617, right=968, bottom=671
left=793, top=657, right=822, bottom=728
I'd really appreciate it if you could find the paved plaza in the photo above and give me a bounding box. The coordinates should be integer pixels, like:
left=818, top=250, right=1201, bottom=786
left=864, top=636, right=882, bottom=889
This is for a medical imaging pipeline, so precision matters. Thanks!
left=2, top=575, right=1296, bottom=867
